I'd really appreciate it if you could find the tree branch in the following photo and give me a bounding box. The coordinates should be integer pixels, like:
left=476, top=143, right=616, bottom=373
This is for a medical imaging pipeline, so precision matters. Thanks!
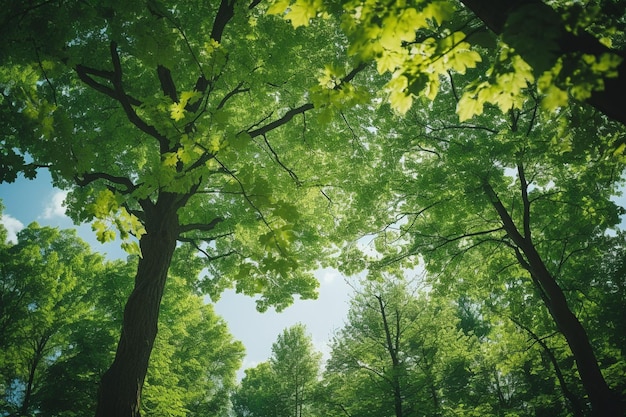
left=210, top=0, right=235, bottom=42
left=178, top=217, right=224, bottom=234
left=517, top=162, right=532, bottom=240
left=75, top=171, right=136, bottom=193
left=248, top=62, right=368, bottom=138
left=248, top=103, right=314, bottom=138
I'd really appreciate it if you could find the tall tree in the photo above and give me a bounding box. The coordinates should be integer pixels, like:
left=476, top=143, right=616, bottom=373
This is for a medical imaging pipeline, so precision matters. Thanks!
left=323, top=278, right=473, bottom=417
left=336, top=72, right=626, bottom=415
left=232, top=362, right=284, bottom=417
left=234, top=324, right=321, bottom=417
left=0, top=223, right=244, bottom=417
left=270, top=324, right=322, bottom=417
left=0, top=2, right=365, bottom=415
left=142, top=274, right=244, bottom=417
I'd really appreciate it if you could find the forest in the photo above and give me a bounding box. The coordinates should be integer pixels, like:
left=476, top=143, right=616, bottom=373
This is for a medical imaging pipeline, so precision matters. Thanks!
left=0, top=0, right=625, bottom=416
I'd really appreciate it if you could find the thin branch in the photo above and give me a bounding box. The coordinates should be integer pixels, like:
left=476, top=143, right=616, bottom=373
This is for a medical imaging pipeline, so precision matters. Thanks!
left=33, top=43, right=57, bottom=105
left=183, top=239, right=236, bottom=261
left=248, top=63, right=368, bottom=138
left=214, top=156, right=284, bottom=254
left=108, top=42, right=171, bottom=153
left=216, top=81, right=249, bottom=110
left=248, top=103, right=314, bottom=138
left=517, top=162, right=532, bottom=240
left=426, top=122, right=499, bottom=135
left=508, top=315, right=585, bottom=417
left=262, top=134, right=300, bottom=184
left=447, top=70, right=459, bottom=103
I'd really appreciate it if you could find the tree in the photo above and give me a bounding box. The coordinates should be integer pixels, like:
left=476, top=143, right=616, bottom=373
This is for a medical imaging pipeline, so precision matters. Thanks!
left=270, top=324, right=322, bottom=417
left=337, top=70, right=626, bottom=415
left=323, top=278, right=473, bottom=417
left=232, top=362, right=284, bottom=417
left=142, top=274, right=244, bottom=417
left=0, top=220, right=244, bottom=417
left=0, top=222, right=109, bottom=416
left=34, top=259, right=135, bottom=416
left=0, top=2, right=365, bottom=415
left=233, top=324, right=321, bottom=417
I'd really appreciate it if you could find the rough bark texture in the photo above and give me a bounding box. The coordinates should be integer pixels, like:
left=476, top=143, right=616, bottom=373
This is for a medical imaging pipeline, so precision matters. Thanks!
left=460, top=0, right=626, bottom=127
left=94, top=195, right=180, bottom=417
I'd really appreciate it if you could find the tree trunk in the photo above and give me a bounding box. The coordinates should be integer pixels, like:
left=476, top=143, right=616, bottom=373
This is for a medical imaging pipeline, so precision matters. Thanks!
left=482, top=180, right=624, bottom=417
left=94, top=195, right=180, bottom=417
left=376, top=295, right=404, bottom=417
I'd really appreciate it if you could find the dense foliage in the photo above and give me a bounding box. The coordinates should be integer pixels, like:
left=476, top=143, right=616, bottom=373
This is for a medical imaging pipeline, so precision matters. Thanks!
left=0, top=220, right=243, bottom=417
left=233, top=324, right=321, bottom=417
left=1, top=0, right=625, bottom=416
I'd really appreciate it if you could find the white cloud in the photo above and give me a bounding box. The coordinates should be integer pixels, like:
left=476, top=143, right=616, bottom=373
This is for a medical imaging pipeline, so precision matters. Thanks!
left=1, top=214, right=24, bottom=243
left=42, top=190, right=68, bottom=219
left=318, top=268, right=340, bottom=284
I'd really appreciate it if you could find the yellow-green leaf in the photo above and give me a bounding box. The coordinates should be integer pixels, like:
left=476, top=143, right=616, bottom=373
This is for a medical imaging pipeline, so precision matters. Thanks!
left=457, top=93, right=484, bottom=122
left=541, top=84, right=568, bottom=112
left=267, top=0, right=290, bottom=15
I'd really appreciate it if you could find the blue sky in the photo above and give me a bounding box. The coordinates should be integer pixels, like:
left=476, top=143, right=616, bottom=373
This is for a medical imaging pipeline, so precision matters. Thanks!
left=0, top=171, right=354, bottom=377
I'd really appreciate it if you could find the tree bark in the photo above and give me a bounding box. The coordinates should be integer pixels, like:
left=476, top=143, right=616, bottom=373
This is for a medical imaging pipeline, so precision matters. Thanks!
left=482, top=180, right=624, bottom=417
left=94, top=194, right=180, bottom=417
left=460, top=0, right=626, bottom=127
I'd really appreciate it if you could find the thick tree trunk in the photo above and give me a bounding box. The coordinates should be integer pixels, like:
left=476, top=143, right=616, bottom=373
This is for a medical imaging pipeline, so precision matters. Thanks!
left=94, top=196, right=180, bottom=417
left=459, top=0, right=626, bottom=127
left=483, top=180, right=624, bottom=417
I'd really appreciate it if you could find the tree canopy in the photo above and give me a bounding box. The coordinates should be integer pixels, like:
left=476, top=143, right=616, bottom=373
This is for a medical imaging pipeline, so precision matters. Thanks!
left=1, top=0, right=625, bottom=416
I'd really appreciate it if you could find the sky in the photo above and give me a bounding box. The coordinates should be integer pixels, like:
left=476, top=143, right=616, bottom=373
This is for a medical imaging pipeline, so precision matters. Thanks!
left=0, top=170, right=355, bottom=378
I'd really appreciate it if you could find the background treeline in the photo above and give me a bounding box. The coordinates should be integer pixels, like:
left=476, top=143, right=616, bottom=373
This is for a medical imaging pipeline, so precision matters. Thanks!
left=235, top=268, right=626, bottom=417
left=2, top=219, right=624, bottom=416
left=0, top=221, right=244, bottom=417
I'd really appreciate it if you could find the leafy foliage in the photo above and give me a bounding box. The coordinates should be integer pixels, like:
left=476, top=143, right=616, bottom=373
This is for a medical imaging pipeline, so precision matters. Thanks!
left=233, top=324, right=321, bottom=417
left=0, top=221, right=243, bottom=417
